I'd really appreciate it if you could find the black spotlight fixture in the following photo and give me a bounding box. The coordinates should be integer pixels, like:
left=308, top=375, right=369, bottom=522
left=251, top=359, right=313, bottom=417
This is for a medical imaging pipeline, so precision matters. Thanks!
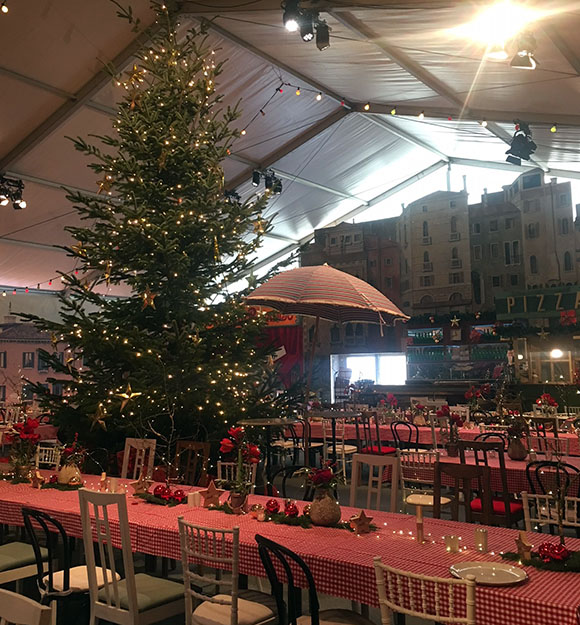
left=252, top=170, right=261, bottom=187
left=264, top=172, right=274, bottom=190
left=224, top=189, right=241, bottom=204
left=316, top=20, right=330, bottom=51
left=505, top=120, right=537, bottom=166
left=273, top=177, right=283, bottom=195
left=300, top=11, right=315, bottom=42
left=510, top=32, right=538, bottom=70
left=0, top=175, right=25, bottom=209
left=282, top=0, right=300, bottom=32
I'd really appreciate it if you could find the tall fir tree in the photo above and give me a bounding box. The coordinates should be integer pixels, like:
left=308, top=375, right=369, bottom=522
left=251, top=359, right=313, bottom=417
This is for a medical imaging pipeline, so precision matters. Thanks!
left=24, top=1, right=296, bottom=453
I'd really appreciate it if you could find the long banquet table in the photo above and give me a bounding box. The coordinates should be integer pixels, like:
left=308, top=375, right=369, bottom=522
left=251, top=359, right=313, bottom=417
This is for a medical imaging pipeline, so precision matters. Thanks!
left=1, top=474, right=580, bottom=625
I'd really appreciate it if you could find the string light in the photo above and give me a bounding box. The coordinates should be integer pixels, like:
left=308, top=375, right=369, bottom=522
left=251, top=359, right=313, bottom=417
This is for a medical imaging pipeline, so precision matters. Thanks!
left=550, top=123, right=557, bottom=133
left=363, top=103, right=370, bottom=111
left=418, top=111, right=425, bottom=120
left=481, top=119, right=488, bottom=127
left=1, top=2, right=8, bottom=14
left=295, top=88, right=301, bottom=96
left=390, top=106, right=397, bottom=116
left=315, top=92, right=322, bottom=101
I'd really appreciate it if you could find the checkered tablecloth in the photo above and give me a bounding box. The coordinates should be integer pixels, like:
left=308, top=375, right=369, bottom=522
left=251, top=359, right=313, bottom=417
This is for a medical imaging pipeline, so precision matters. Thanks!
left=1, top=475, right=580, bottom=625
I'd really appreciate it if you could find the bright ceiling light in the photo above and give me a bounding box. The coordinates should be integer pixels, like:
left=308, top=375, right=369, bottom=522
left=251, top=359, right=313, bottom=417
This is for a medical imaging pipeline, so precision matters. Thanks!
left=550, top=348, right=564, bottom=359
left=452, top=1, right=545, bottom=47
left=283, top=0, right=300, bottom=32
left=485, top=44, right=508, bottom=60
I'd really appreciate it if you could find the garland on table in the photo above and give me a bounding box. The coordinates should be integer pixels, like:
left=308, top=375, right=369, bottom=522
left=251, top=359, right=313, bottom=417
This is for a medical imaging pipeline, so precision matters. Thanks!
left=135, top=492, right=182, bottom=507
left=41, top=482, right=82, bottom=491
left=502, top=543, right=580, bottom=573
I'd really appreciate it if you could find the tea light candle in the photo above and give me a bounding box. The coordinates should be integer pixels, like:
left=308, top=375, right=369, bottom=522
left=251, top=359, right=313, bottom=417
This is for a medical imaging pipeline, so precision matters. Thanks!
left=188, top=491, right=202, bottom=507
left=529, top=449, right=537, bottom=462
left=109, top=478, right=118, bottom=493
left=475, top=528, right=488, bottom=552
left=415, top=506, right=424, bottom=544
left=444, top=535, right=459, bottom=553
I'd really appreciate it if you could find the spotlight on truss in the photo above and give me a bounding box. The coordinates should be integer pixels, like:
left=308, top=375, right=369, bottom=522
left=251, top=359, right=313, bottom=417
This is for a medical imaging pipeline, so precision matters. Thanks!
left=0, top=176, right=25, bottom=210
left=505, top=120, right=537, bottom=166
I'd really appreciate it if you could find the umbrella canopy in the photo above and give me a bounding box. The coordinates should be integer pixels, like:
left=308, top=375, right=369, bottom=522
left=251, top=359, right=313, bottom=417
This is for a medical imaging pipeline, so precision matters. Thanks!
left=246, top=265, right=409, bottom=325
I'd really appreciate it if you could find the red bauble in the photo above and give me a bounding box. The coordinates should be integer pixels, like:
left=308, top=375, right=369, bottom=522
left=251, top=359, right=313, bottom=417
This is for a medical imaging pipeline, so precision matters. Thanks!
left=49, top=474, right=58, bottom=484
left=153, top=485, right=165, bottom=498
left=172, top=489, right=186, bottom=504
left=160, top=487, right=173, bottom=501
left=265, top=498, right=279, bottom=514
left=550, top=543, right=570, bottom=561
left=284, top=501, right=299, bottom=517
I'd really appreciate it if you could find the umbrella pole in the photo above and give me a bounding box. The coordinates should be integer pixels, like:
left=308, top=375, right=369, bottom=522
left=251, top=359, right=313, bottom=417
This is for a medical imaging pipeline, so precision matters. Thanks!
left=303, top=316, right=320, bottom=468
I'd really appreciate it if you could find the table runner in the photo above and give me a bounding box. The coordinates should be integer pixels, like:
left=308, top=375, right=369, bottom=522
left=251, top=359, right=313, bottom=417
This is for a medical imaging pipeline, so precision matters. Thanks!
left=1, top=474, right=580, bottom=624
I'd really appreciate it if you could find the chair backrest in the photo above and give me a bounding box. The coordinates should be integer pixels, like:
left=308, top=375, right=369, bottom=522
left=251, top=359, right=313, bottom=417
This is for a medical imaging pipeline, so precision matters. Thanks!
left=433, top=461, right=491, bottom=524
left=527, top=435, right=569, bottom=456
left=217, top=461, right=258, bottom=494
left=528, top=416, right=559, bottom=438
left=398, top=450, right=439, bottom=499
left=391, top=421, right=419, bottom=450
left=173, top=441, right=210, bottom=486
left=521, top=491, right=580, bottom=532
left=271, top=465, right=313, bottom=501
left=374, top=557, right=476, bottom=625
left=470, top=409, right=491, bottom=423
left=178, top=518, right=239, bottom=625
left=78, top=488, right=137, bottom=617
left=354, top=412, right=384, bottom=454
left=474, top=432, right=508, bottom=450
left=22, top=508, right=71, bottom=597
left=255, top=534, right=319, bottom=625
left=0, top=589, right=52, bottom=625
left=121, top=437, right=156, bottom=480
left=35, top=443, right=61, bottom=470
left=525, top=460, right=580, bottom=497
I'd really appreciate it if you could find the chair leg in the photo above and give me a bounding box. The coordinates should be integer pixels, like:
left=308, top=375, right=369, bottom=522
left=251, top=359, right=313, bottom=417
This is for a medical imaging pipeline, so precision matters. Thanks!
left=50, top=600, right=57, bottom=625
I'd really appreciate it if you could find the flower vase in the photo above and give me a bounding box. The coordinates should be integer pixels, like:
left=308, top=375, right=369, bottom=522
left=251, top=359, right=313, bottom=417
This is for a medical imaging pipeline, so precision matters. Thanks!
left=507, top=437, right=528, bottom=461
left=13, top=463, right=34, bottom=482
left=58, top=463, right=82, bottom=485
left=229, top=492, right=249, bottom=515
left=445, top=443, right=459, bottom=457
left=309, top=489, right=341, bottom=526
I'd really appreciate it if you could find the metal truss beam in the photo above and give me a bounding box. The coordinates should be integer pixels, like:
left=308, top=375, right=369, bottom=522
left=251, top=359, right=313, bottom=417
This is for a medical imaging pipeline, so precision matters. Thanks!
left=449, top=156, right=580, bottom=181
left=0, top=23, right=160, bottom=172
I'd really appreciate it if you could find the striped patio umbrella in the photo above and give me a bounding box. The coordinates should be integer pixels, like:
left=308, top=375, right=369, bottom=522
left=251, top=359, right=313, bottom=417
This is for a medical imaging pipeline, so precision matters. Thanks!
left=245, top=264, right=409, bottom=325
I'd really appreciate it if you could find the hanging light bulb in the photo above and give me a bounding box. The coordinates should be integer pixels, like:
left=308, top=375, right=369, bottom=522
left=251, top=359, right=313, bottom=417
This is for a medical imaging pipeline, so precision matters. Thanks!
left=315, top=92, right=322, bottom=101
left=1, top=3, right=8, bottom=14
left=481, top=119, right=488, bottom=127
left=363, top=103, right=370, bottom=111
left=418, top=111, right=425, bottom=120
left=550, top=123, right=557, bottom=133
left=282, top=0, right=300, bottom=32
left=390, top=106, right=397, bottom=116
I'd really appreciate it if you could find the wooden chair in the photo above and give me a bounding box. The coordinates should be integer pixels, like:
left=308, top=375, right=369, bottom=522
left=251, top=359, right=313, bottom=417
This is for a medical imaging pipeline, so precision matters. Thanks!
left=528, top=415, right=559, bottom=437
left=78, top=488, right=184, bottom=625
left=390, top=421, right=421, bottom=451
left=527, top=435, right=570, bottom=457
left=474, top=432, right=508, bottom=451
left=458, top=439, right=524, bottom=527
left=398, top=450, right=450, bottom=511
left=322, top=418, right=357, bottom=477
left=350, top=453, right=399, bottom=512
left=522, top=491, right=580, bottom=533
left=179, top=520, right=276, bottom=625
left=0, top=589, right=52, bottom=625
left=270, top=465, right=313, bottom=501
left=0, top=540, right=48, bottom=585
left=433, top=461, right=492, bottom=525
left=255, top=534, right=373, bottom=625
left=217, top=461, right=258, bottom=494
left=22, top=507, right=120, bottom=625
left=271, top=420, right=322, bottom=466
left=525, top=460, right=580, bottom=498
left=373, top=556, right=476, bottom=625
left=355, top=412, right=396, bottom=456
left=120, top=438, right=156, bottom=480
left=172, top=441, right=209, bottom=486
left=35, top=443, right=61, bottom=470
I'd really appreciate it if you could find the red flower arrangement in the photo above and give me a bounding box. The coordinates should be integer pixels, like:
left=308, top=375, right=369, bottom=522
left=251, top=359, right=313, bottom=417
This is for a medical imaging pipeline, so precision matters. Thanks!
left=296, top=461, right=344, bottom=491
left=464, top=383, right=492, bottom=407
left=219, top=426, right=261, bottom=495
left=8, top=418, right=40, bottom=468
left=536, top=393, right=558, bottom=408
left=60, top=432, right=86, bottom=467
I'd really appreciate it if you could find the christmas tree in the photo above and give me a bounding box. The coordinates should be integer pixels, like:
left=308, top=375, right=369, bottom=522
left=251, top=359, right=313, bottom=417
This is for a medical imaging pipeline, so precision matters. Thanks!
left=24, top=1, right=295, bottom=454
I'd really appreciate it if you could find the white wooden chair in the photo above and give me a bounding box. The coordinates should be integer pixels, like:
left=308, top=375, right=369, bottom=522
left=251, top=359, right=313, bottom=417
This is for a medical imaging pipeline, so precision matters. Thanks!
left=522, top=491, right=580, bottom=532
left=322, top=418, right=357, bottom=477
left=120, top=438, right=156, bottom=480
left=217, top=461, right=258, bottom=494
left=398, top=450, right=451, bottom=511
left=178, top=518, right=276, bottom=625
left=374, top=556, right=476, bottom=625
left=349, top=453, right=399, bottom=512
left=35, top=443, right=61, bottom=470
left=0, top=542, right=48, bottom=585
left=527, top=435, right=570, bottom=457
left=0, top=589, right=52, bottom=625
left=78, top=488, right=184, bottom=625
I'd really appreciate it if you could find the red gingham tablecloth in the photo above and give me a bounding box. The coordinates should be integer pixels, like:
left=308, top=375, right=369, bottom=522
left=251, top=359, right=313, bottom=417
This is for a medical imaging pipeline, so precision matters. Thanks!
left=1, top=474, right=580, bottom=625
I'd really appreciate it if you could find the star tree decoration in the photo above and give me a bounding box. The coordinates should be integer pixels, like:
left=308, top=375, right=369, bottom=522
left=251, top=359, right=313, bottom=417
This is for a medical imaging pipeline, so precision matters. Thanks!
left=537, top=328, right=550, bottom=340
left=200, top=481, right=225, bottom=508
left=349, top=510, right=373, bottom=534
left=450, top=316, right=460, bottom=327
left=141, top=286, right=157, bottom=310
left=117, top=384, right=142, bottom=412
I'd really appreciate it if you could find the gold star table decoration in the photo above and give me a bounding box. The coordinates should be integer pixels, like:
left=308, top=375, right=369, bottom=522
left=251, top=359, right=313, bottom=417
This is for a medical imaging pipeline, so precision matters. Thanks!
left=141, top=286, right=157, bottom=310
left=537, top=328, right=550, bottom=340
left=349, top=510, right=373, bottom=534
left=90, top=404, right=108, bottom=431
left=96, top=175, right=113, bottom=195
left=130, top=471, right=154, bottom=496
left=117, top=384, right=142, bottom=411
left=253, top=218, right=266, bottom=234
left=199, top=481, right=225, bottom=508
left=450, top=315, right=460, bottom=327
left=515, top=531, right=532, bottom=561
left=31, top=470, right=45, bottom=490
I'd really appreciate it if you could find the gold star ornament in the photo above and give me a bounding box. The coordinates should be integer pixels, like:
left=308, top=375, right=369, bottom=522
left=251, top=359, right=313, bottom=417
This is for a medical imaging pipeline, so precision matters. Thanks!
left=90, top=404, right=108, bottom=431
left=141, top=286, right=157, bottom=310
left=199, top=481, right=225, bottom=508
left=537, top=328, right=550, bottom=340
left=450, top=316, right=460, bottom=327
left=31, top=470, right=46, bottom=490
left=349, top=510, right=373, bottom=534
left=117, top=384, right=142, bottom=411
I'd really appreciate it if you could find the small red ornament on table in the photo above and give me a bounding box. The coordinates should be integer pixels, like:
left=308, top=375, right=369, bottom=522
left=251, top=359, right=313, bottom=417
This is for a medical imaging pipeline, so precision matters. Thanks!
left=172, top=489, right=186, bottom=504
left=284, top=500, right=299, bottom=517
left=153, top=484, right=166, bottom=498
left=266, top=498, right=280, bottom=514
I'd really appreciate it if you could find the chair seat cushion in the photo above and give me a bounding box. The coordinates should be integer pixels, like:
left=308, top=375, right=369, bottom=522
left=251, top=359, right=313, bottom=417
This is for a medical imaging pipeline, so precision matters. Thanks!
left=98, top=573, right=183, bottom=612
left=48, top=565, right=121, bottom=592
left=192, top=592, right=275, bottom=625
left=334, top=444, right=358, bottom=454
left=0, top=542, right=47, bottom=572
left=297, top=609, right=375, bottom=625
left=360, top=445, right=396, bottom=455
left=470, top=498, right=524, bottom=515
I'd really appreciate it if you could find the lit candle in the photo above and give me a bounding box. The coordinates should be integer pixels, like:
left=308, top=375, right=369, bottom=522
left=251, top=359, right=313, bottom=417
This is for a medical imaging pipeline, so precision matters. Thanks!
left=444, top=535, right=459, bottom=553
left=416, top=506, right=424, bottom=544
left=529, top=449, right=537, bottom=462
left=475, top=528, right=488, bottom=552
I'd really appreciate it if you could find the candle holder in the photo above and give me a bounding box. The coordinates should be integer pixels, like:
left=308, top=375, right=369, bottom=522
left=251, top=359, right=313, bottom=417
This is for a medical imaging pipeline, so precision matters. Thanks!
left=475, top=528, right=488, bottom=553
left=108, top=477, right=118, bottom=493
left=415, top=506, right=424, bottom=544
left=444, top=535, right=459, bottom=553
left=188, top=491, right=202, bottom=507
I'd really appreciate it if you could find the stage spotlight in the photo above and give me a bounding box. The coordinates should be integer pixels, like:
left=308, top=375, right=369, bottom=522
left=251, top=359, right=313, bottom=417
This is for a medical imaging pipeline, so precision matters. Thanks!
left=283, top=0, right=300, bottom=32
left=510, top=32, right=538, bottom=70
left=252, top=170, right=261, bottom=187
left=316, top=20, right=330, bottom=50
left=273, top=177, right=283, bottom=194
left=300, top=12, right=314, bottom=42
left=0, top=195, right=8, bottom=206
left=505, top=120, right=536, bottom=165
left=264, top=173, right=274, bottom=190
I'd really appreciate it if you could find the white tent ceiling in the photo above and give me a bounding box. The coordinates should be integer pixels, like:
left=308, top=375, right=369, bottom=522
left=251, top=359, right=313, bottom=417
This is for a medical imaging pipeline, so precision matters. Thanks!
left=1, top=0, right=580, bottom=290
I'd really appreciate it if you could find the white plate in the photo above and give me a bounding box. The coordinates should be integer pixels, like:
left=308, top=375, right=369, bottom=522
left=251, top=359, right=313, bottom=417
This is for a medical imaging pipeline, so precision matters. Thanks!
left=450, top=561, right=528, bottom=586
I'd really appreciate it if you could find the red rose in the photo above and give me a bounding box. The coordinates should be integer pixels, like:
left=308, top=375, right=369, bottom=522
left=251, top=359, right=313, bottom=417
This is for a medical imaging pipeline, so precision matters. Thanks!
left=416, top=404, right=425, bottom=411
left=465, top=391, right=473, bottom=400
left=227, top=427, right=244, bottom=442
left=220, top=438, right=235, bottom=454
left=379, top=399, right=386, bottom=406
left=244, top=443, right=261, bottom=464
left=311, top=468, right=333, bottom=485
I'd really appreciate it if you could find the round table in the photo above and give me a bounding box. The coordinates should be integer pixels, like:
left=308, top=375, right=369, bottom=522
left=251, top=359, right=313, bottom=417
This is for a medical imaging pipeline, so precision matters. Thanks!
left=237, top=417, right=299, bottom=494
